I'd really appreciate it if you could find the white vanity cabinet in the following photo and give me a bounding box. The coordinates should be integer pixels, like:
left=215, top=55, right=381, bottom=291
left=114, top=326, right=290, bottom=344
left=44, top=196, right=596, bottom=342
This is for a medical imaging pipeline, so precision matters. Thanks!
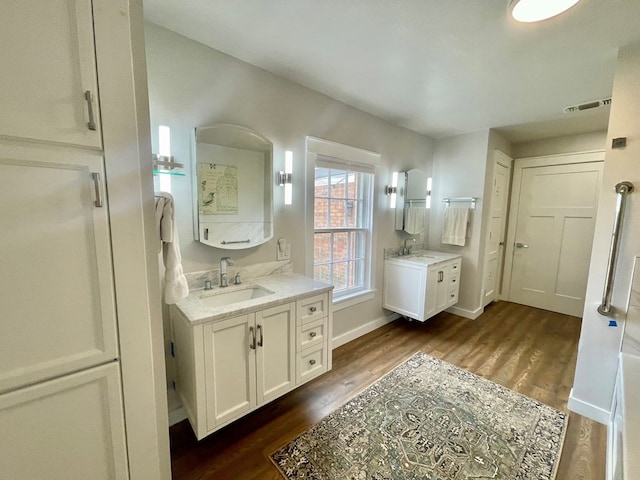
left=383, top=252, right=461, bottom=322
left=171, top=286, right=332, bottom=440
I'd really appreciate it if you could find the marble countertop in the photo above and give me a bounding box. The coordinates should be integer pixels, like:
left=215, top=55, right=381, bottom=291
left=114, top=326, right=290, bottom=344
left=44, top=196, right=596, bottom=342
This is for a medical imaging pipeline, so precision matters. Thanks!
left=172, top=272, right=333, bottom=326
left=384, top=249, right=462, bottom=267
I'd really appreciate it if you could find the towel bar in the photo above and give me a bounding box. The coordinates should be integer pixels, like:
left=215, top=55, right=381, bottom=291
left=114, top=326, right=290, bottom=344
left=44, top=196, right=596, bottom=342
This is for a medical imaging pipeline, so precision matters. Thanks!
left=442, top=197, right=479, bottom=209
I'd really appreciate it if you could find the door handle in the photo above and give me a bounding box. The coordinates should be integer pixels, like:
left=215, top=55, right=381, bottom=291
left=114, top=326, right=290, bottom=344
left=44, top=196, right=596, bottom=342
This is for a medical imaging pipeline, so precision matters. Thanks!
left=515, top=242, right=529, bottom=248
left=84, top=90, right=97, bottom=131
left=257, top=324, right=263, bottom=347
left=249, top=326, right=256, bottom=350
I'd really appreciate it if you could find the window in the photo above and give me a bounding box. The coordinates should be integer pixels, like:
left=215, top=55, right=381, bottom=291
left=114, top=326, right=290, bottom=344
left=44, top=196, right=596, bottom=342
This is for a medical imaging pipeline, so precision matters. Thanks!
left=313, top=163, right=374, bottom=299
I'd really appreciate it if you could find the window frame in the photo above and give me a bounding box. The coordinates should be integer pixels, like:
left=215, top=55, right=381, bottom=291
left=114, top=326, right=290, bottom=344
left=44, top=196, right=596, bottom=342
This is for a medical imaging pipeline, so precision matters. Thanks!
left=305, top=136, right=380, bottom=308
left=313, top=166, right=373, bottom=299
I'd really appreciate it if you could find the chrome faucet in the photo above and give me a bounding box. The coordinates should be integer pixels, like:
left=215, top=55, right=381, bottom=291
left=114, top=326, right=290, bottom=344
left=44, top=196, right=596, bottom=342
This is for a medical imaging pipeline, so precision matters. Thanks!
left=401, top=238, right=416, bottom=256
left=219, top=256, right=233, bottom=287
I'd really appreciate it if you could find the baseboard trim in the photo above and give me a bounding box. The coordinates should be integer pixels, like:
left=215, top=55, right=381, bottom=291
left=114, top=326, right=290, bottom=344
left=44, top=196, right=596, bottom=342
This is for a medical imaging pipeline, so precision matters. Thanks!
left=446, top=305, right=484, bottom=320
left=168, top=405, right=187, bottom=426
left=568, top=388, right=610, bottom=425
left=332, top=313, right=400, bottom=349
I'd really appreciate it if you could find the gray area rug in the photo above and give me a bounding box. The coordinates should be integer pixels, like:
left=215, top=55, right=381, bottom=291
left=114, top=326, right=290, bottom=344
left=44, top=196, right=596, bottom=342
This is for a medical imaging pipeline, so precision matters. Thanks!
left=271, top=352, right=567, bottom=479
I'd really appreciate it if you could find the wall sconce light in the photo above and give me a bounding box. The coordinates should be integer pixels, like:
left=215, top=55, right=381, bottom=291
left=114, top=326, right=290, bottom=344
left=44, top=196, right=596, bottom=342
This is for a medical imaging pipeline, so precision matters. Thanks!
left=426, top=177, right=432, bottom=209
left=277, top=150, right=293, bottom=205
left=385, top=171, right=399, bottom=208
left=153, top=125, right=185, bottom=192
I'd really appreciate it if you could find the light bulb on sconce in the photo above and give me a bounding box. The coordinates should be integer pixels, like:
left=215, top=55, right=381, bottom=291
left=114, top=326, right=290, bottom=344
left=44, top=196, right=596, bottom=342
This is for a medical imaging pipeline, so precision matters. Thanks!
left=277, top=150, right=293, bottom=205
left=385, top=171, right=399, bottom=208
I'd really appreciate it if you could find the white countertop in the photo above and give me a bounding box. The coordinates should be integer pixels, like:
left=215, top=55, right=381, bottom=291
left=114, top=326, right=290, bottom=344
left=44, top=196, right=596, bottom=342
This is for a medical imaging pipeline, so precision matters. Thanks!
left=385, top=249, right=462, bottom=267
left=172, top=272, right=333, bottom=325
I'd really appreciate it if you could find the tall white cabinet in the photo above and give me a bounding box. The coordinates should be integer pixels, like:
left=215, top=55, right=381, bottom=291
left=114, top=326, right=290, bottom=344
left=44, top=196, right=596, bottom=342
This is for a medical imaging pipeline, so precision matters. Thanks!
left=0, top=1, right=144, bottom=478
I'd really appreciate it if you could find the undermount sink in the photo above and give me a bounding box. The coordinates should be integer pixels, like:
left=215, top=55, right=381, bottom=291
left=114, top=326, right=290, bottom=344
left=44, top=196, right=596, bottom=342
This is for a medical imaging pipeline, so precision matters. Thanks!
left=199, top=285, right=275, bottom=308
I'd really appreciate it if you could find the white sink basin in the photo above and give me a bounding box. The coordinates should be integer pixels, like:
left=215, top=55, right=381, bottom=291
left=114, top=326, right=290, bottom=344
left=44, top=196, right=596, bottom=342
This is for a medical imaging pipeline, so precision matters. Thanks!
left=199, top=285, right=274, bottom=308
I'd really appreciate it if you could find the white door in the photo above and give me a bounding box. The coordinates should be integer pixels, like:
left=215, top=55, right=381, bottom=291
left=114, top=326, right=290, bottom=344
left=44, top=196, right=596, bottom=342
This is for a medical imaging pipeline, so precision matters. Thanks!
left=483, top=152, right=512, bottom=306
left=204, top=315, right=256, bottom=430
left=0, top=143, right=117, bottom=393
left=0, top=0, right=101, bottom=147
left=507, top=159, right=603, bottom=317
left=255, top=303, right=295, bottom=404
left=0, top=363, right=128, bottom=480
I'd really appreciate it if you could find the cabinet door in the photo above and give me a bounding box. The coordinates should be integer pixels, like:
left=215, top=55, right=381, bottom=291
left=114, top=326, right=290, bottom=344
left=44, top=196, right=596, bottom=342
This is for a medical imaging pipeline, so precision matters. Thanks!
left=0, top=363, right=128, bottom=480
left=0, top=144, right=117, bottom=393
left=383, top=260, right=428, bottom=319
left=204, top=315, right=256, bottom=430
left=256, top=303, right=295, bottom=404
left=424, top=264, right=440, bottom=319
left=0, top=0, right=101, bottom=147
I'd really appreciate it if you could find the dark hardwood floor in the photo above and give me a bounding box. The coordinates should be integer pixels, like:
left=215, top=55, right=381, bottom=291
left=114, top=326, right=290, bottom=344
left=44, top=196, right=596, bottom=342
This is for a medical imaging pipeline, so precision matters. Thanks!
left=169, top=301, right=607, bottom=479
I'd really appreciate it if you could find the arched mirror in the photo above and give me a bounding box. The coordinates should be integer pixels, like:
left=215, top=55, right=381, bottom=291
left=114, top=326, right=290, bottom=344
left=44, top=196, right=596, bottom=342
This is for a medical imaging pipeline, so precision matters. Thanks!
left=193, top=124, right=273, bottom=249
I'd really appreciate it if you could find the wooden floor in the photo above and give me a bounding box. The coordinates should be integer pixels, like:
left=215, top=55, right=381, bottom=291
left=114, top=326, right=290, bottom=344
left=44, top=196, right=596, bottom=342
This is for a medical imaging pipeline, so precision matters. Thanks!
left=169, top=301, right=607, bottom=480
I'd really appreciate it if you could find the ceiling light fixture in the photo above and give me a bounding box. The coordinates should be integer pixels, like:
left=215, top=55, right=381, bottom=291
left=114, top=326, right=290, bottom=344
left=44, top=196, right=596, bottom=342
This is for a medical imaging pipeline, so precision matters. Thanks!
left=508, top=0, right=581, bottom=22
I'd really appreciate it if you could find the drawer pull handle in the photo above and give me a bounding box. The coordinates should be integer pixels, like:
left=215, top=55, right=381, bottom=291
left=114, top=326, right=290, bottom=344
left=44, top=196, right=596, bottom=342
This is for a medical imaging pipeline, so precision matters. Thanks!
left=309, top=331, right=317, bottom=338
left=309, top=359, right=316, bottom=365
left=309, top=306, right=317, bottom=313
left=450, top=294, right=455, bottom=298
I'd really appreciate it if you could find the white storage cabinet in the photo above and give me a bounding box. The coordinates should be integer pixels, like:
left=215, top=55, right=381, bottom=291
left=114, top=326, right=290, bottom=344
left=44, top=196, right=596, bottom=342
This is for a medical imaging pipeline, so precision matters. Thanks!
left=171, top=291, right=332, bottom=440
left=383, top=253, right=461, bottom=322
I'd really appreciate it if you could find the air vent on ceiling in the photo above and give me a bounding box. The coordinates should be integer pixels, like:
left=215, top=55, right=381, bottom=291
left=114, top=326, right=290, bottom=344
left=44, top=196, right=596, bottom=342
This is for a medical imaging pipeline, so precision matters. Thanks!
left=564, top=98, right=612, bottom=113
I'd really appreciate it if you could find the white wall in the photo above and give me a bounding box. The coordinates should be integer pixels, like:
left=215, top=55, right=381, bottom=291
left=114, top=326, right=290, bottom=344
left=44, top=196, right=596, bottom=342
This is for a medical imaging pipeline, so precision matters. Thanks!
left=428, top=130, right=492, bottom=318
left=570, top=42, right=640, bottom=423
left=144, top=23, right=436, bottom=343
left=513, top=130, right=607, bottom=158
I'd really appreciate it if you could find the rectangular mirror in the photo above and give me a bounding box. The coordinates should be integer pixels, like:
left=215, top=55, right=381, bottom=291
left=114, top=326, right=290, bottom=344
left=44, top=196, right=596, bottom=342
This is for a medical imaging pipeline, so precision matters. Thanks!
left=395, top=168, right=428, bottom=234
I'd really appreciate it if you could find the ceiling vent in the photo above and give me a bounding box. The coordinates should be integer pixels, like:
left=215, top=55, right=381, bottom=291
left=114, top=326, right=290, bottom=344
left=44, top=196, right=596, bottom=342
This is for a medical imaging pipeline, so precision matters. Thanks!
left=564, top=98, right=611, bottom=113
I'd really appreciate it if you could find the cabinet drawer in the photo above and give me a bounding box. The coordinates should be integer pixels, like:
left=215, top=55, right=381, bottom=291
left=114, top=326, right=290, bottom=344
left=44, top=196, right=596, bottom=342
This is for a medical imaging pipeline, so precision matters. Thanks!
left=297, top=293, right=329, bottom=325
left=297, top=346, right=327, bottom=384
left=447, top=287, right=459, bottom=306
left=297, top=318, right=326, bottom=352
left=449, top=273, right=459, bottom=289
left=450, top=260, right=461, bottom=275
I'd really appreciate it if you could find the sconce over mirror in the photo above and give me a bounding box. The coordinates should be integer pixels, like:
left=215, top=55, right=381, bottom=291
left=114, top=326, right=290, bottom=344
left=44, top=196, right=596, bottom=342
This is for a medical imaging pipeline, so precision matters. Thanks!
left=193, top=124, right=273, bottom=250
left=394, top=169, right=429, bottom=234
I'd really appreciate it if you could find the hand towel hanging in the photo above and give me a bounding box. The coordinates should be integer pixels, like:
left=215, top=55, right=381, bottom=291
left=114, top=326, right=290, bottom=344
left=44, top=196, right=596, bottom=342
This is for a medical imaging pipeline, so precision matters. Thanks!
left=155, top=192, right=189, bottom=304
left=442, top=206, right=469, bottom=246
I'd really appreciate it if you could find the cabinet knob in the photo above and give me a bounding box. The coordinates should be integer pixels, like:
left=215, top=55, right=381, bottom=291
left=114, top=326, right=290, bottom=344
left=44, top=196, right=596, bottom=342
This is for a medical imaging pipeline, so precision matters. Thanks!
left=309, top=359, right=316, bottom=365
left=309, top=331, right=317, bottom=338
left=309, top=306, right=317, bottom=313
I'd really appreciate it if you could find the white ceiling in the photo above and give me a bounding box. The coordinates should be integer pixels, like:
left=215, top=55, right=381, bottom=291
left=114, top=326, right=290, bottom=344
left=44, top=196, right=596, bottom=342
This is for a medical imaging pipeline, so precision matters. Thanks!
left=143, top=0, right=640, bottom=143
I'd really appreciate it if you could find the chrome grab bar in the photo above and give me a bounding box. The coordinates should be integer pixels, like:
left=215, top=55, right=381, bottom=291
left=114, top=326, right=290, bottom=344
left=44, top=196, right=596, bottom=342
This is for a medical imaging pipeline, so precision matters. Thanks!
left=221, top=239, right=250, bottom=245
left=597, top=181, right=634, bottom=316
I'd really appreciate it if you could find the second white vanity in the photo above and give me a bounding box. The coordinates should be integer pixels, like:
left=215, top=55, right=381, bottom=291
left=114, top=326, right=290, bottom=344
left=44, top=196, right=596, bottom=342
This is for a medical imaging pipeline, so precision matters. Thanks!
left=170, top=273, right=333, bottom=440
left=383, top=251, right=462, bottom=321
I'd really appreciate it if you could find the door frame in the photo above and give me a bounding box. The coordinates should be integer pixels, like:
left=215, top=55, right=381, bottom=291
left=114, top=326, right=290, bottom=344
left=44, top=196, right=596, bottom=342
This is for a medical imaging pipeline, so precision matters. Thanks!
left=484, top=149, right=513, bottom=304
left=502, top=150, right=605, bottom=304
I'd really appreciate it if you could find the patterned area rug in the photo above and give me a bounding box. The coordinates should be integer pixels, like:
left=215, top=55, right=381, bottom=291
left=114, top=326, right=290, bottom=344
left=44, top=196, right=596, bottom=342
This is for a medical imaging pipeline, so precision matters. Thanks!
left=271, top=352, right=567, bottom=479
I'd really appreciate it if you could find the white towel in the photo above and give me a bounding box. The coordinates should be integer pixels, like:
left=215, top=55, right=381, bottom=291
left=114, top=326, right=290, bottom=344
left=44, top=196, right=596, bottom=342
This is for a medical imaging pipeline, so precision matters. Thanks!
left=155, top=192, right=189, bottom=304
left=404, top=205, right=426, bottom=234
left=441, top=207, right=469, bottom=246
